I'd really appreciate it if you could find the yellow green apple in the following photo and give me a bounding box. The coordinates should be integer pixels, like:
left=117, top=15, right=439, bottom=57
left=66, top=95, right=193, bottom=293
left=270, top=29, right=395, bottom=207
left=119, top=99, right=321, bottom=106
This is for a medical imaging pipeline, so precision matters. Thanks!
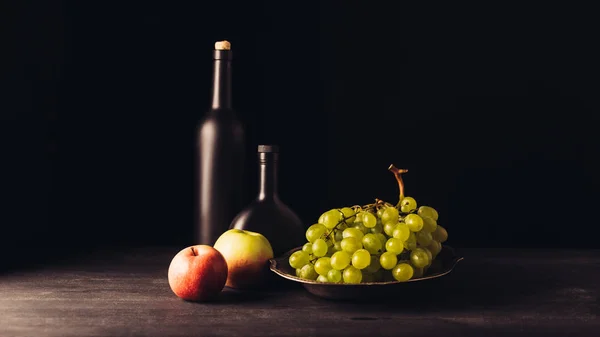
left=213, top=229, right=274, bottom=289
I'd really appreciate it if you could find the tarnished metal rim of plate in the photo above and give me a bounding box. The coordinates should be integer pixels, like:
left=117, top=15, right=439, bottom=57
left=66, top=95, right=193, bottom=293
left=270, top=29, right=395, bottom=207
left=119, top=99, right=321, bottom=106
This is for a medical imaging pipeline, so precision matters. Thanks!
left=269, top=245, right=464, bottom=285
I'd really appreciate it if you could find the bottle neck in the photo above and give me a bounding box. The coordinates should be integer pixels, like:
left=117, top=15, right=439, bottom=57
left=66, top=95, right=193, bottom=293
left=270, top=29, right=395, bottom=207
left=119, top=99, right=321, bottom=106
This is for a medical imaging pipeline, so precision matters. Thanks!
left=258, top=153, right=278, bottom=200
left=211, top=50, right=232, bottom=110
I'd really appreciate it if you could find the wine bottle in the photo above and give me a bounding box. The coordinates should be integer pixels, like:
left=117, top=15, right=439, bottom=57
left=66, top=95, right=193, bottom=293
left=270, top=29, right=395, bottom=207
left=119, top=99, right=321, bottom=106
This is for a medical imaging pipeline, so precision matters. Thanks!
left=230, top=145, right=306, bottom=257
left=196, top=40, right=244, bottom=246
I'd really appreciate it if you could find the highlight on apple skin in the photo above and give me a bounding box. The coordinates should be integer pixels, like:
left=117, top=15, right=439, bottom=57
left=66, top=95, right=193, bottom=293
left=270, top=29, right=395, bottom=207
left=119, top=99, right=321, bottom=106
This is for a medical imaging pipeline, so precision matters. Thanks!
left=167, top=245, right=228, bottom=302
left=213, top=229, right=275, bottom=289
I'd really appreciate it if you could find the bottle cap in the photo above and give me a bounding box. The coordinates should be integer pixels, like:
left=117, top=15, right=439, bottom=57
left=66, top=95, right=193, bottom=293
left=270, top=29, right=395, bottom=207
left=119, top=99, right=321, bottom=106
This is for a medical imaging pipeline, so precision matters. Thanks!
left=214, top=40, right=231, bottom=50
left=258, top=145, right=279, bottom=153
left=213, top=41, right=232, bottom=60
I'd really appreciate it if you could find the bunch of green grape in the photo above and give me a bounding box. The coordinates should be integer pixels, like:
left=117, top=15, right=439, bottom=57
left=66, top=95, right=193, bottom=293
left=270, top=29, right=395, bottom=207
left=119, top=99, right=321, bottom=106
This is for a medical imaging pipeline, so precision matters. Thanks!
left=289, top=166, right=448, bottom=284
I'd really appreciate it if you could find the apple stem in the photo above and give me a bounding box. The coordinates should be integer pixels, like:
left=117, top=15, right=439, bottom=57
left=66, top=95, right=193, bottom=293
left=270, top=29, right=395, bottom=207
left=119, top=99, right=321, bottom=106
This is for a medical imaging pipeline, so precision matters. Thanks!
left=388, top=164, right=408, bottom=207
left=190, top=247, right=196, bottom=256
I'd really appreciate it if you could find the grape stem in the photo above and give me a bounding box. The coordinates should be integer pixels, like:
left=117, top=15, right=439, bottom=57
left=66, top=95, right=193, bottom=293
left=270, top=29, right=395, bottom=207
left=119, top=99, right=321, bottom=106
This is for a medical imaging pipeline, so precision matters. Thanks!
left=322, top=212, right=357, bottom=242
left=388, top=164, right=408, bottom=208
left=375, top=198, right=394, bottom=210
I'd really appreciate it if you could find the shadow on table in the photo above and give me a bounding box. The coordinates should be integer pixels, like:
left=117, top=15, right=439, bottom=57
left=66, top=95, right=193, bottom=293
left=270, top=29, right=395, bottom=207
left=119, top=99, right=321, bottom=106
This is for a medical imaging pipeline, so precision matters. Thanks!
left=212, top=278, right=305, bottom=304
left=315, top=258, right=562, bottom=312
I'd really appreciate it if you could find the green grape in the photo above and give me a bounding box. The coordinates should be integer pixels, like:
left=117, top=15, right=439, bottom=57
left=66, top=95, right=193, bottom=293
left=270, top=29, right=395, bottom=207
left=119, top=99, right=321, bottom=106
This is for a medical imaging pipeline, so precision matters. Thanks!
left=400, top=196, right=417, bottom=213
left=306, top=223, right=327, bottom=243
left=410, top=248, right=430, bottom=268
left=392, top=223, right=410, bottom=241
left=289, top=250, right=310, bottom=269
left=412, top=266, right=424, bottom=278
left=316, top=275, right=329, bottom=283
left=330, top=251, right=351, bottom=270
left=362, top=233, right=383, bottom=254
left=351, top=249, right=371, bottom=269
left=421, top=216, right=438, bottom=233
left=365, top=255, right=381, bottom=273
left=380, top=251, right=398, bottom=270
left=375, top=233, right=388, bottom=247
left=392, top=263, right=414, bottom=281
left=383, top=222, right=397, bottom=236
left=334, top=230, right=344, bottom=242
left=427, top=240, right=442, bottom=257
left=376, top=208, right=385, bottom=219
left=332, top=241, right=342, bottom=252
left=344, top=221, right=356, bottom=231
left=370, top=222, right=384, bottom=234
left=416, top=230, right=433, bottom=246
left=342, top=266, right=362, bottom=284
left=405, top=233, right=417, bottom=251
left=343, top=227, right=364, bottom=241
left=418, top=206, right=439, bottom=221
left=405, top=214, right=424, bottom=232
left=318, top=212, right=326, bottom=225
left=432, top=225, right=448, bottom=243
left=361, top=271, right=375, bottom=283
left=295, top=268, right=301, bottom=277
left=423, top=247, right=433, bottom=265
left=299, top=263, right=318, bottom=280
left=340, top=207, right=356, bottom=225
left=340, top=237, right=362, bottom=254
left=327, top=269, right=342, bottom=283
left=381, top=207, right=400, bottom=225
left=322, top=209, right=343, bottom=229
left=353, top=222, right=369, bottom=234
left=337, top=222, right=349, bottom=231
left=354, top=212, right=364, bottom=223
left=324, top=234, right=334, bottom=247
left=362, top=212, right=377, bottom=228
left=302, top=242, right=313, bottom=254
left=385, top=238, right=404, bottom=254
left=314, top=257, right=332, bottom=276
left=312, top=238, right=328, bottom=257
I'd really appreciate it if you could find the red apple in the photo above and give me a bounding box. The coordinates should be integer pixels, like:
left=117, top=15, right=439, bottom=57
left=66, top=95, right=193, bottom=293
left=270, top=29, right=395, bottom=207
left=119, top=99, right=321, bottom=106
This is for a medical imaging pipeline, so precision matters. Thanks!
left=213, top=229, right=274, bottom=289
left=167, top=245, right=228, bottom=301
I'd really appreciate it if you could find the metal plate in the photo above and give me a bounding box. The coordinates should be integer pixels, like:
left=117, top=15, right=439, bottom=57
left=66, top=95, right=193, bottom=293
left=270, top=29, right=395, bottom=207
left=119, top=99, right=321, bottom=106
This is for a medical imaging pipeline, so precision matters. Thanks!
left=269, top=245, right=464, bottom=300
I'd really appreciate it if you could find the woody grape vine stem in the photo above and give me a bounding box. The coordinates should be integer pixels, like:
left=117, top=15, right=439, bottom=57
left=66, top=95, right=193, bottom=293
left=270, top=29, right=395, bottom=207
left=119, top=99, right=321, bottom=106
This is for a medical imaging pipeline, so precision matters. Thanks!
left=388, top=164, right=408, bottom=207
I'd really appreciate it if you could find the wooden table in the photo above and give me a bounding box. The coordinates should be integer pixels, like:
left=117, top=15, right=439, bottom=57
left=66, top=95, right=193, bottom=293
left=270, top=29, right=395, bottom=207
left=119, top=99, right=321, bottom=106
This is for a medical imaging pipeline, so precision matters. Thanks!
left=1, top=247, right=598, bottom=336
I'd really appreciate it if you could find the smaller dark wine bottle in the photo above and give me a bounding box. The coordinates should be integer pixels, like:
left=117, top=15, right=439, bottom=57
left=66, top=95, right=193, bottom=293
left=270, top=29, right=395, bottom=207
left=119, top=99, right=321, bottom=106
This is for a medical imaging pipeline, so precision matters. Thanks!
left=230, top=145, right=305, bottom=257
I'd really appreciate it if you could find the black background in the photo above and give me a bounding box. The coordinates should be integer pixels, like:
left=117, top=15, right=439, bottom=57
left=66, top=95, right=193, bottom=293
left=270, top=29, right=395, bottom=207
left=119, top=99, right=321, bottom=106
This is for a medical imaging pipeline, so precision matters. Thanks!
left=3, top=1, right=599, bottom=269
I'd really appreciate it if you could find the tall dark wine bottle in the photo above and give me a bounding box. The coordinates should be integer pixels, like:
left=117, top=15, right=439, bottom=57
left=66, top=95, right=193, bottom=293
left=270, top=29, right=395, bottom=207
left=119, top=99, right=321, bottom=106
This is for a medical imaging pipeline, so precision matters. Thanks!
left=230, top=145, right=305, bottom=257
left=196, top=40, right=244, bottom=246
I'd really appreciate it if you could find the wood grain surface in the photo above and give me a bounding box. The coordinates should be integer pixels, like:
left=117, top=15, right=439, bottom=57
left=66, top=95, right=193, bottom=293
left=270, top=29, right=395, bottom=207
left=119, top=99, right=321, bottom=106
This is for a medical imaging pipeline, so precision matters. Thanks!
left=1, top=247, right=598, bottom=337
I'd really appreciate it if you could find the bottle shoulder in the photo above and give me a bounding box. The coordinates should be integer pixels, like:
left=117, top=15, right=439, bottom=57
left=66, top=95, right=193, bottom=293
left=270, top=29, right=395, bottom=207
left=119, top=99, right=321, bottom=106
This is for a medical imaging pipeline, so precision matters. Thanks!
left=230, top=199, right=306, bottom=256
left=231, top=199, right=303, bottom=226
left=200, top=108, right=240, bottom=121
left=198, top=112, right=244, bottom=138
